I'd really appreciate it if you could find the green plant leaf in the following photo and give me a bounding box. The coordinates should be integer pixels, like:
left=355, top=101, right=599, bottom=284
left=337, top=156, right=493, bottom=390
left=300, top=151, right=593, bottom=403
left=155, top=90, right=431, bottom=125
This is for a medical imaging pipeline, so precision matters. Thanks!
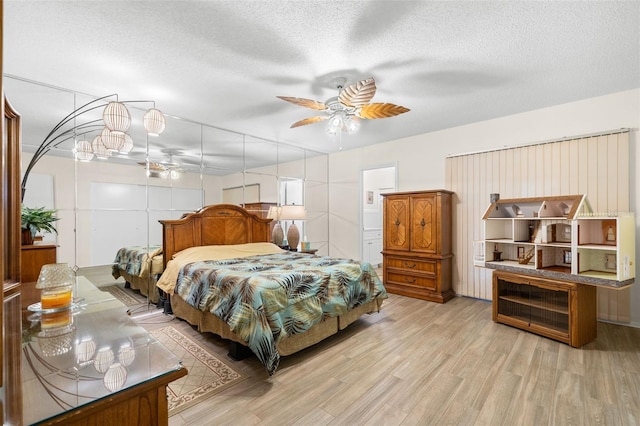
left=21, top=205, right=59, bottom=235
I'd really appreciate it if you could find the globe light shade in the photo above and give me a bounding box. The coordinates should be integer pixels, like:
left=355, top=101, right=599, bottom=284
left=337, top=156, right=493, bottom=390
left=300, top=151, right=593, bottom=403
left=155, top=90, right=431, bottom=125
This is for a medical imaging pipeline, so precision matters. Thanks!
left=103, top=362, right=128, bottom=392
left=100, top=127, right=125, bottom=153
left=94, top=347, right=115, bottom=373
left=119, top=133, right=134, bottom=154
left=91, top=136, right=111, bottom=159
left=144, top=108, right=166, bottom=136
left=102, top=101, right=131, bottom=135
left=344, top=116, right=360, bottom=134
left=74, top=139, right=94, bottom=162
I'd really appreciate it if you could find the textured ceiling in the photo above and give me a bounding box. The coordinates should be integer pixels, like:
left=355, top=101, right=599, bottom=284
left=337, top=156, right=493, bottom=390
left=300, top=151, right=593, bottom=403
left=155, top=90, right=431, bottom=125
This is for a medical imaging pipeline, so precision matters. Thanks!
left=3, top=1, right=639, bottom=165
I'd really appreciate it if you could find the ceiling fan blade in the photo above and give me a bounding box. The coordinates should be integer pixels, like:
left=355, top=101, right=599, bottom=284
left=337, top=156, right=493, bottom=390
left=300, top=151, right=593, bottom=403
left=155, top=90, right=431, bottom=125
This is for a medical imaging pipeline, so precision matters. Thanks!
left=290, top=116, right=329, bottom=128
left=276, top=96, right=327, bottom=111
left=339, top=77, right=377, bottom=107
left=358, top=103, right=410, bottom=119
left=138, top=161, right=166, bottom=171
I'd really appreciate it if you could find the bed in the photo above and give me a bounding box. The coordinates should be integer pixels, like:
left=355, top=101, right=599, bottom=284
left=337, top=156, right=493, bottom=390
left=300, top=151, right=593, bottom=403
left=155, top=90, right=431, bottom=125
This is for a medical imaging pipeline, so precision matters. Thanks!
left=156, top=204, right=387, bottom=375
left=111, top=245, right=164, bottom=303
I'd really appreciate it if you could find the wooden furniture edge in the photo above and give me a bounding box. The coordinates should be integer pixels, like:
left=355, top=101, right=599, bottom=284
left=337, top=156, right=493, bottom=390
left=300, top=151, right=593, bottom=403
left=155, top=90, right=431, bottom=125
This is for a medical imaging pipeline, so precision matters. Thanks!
left=42, top=367, right=187, bottom=425
left=159, top=204, right=272, bottom=268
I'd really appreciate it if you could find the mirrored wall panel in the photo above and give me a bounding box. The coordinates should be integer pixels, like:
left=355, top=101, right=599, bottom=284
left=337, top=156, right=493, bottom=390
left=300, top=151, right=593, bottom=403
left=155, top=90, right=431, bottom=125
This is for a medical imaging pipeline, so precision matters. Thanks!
left=5, top=76, right=329, bottom=304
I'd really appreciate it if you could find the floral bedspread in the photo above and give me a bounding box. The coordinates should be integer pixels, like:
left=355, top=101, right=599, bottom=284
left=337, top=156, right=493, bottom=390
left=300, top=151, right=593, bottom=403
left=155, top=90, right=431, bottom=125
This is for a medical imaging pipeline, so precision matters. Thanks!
left=112, top=245, right=162, bottom=279
left=174, top=251, right=387, bottom=375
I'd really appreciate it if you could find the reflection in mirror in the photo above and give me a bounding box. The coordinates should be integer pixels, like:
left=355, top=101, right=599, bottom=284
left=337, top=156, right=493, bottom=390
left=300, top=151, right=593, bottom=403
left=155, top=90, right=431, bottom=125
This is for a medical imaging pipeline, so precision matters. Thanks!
left=4, top=75, right=329, bottom=309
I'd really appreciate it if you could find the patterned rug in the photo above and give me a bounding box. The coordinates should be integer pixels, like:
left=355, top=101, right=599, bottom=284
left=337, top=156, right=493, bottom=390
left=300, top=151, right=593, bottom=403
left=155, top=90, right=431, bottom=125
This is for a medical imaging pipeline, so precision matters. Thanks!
left=100, top=285, right=147, bottom=306
left=150, top=326, right=248, bottom=416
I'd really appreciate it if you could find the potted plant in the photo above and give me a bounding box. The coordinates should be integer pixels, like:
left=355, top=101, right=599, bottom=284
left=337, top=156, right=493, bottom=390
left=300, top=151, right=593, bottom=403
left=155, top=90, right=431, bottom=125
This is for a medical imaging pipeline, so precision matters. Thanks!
left=21, top=205, right=59, bottom=245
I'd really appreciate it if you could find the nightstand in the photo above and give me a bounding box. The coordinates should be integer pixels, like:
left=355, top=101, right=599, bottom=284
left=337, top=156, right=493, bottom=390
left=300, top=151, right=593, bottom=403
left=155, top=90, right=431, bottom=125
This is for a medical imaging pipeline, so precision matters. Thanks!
left=299, top=248, right=318, bottom=255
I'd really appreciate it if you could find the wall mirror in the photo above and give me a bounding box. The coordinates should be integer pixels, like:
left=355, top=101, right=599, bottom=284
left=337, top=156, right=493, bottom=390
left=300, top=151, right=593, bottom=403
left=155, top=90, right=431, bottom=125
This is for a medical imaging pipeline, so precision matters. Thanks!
left=4, top=76, right=329, bottom=306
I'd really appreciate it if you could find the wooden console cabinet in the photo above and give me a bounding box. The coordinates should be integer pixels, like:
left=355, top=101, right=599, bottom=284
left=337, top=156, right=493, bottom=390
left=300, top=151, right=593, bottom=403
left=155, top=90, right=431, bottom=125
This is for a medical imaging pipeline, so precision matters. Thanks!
left=493, top=270, right=597, bottom=347
left=21, top=243, right=57, bottom=282
left=382, top=190, right=455, bottom=303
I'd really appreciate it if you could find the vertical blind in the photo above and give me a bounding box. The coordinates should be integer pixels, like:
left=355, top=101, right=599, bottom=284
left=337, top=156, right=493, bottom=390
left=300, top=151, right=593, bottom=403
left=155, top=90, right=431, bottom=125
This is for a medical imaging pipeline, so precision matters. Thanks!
left=445, top=130, right=631, bottom=322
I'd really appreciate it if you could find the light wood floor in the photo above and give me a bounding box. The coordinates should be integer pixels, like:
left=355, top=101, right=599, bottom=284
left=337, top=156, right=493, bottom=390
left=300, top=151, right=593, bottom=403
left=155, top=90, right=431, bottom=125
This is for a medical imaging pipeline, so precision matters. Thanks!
left=80, top=267, right=640, bottom=425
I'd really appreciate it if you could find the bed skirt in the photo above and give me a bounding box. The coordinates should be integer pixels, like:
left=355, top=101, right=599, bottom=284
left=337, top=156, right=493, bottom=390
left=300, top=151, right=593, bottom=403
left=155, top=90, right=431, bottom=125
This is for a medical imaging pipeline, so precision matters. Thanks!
left=170, top=294, right=384, bottom=356
left=116, top=270, right=160, bottom=303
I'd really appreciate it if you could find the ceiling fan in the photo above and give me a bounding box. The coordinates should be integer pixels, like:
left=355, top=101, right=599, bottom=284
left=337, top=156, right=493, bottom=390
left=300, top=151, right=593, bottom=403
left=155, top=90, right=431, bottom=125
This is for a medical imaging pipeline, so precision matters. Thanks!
left=138, top=160, right=183, bottom=179
left=277, top=76, right=410, bottom=135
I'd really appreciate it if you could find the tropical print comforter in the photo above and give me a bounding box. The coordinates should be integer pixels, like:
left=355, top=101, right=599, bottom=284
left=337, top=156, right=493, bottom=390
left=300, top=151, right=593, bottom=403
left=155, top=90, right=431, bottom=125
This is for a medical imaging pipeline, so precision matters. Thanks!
left=112, top=245, right=162, bottom=279
left=174, top=251, right=387, bottom=375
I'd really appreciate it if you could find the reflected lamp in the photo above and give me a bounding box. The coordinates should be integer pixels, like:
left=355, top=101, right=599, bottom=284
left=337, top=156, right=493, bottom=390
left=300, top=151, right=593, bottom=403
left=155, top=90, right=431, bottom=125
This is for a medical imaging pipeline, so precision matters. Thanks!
left=267, top=206, right=284, bottom=246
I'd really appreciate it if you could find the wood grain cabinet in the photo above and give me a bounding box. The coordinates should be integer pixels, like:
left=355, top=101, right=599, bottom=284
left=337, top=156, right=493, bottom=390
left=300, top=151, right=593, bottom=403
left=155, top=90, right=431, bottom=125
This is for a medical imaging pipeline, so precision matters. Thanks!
left=382, top=190, right=455, bottom=303
left=21, top=243, right=57, bottom=282
left=493, top=270, right=597, bottom=347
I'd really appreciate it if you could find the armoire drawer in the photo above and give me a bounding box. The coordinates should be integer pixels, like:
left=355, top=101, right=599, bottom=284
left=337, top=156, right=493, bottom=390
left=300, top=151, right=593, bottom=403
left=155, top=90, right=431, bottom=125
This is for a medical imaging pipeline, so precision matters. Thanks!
left=385, top=256, right=436, bottom=274
left=386, top=272, right=436, bottom=290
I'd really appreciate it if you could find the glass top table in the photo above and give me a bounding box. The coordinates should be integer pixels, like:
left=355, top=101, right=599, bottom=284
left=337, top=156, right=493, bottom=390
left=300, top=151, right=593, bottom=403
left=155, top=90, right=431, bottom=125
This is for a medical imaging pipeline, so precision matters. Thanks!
left=21, top=284, right=185, bottom=425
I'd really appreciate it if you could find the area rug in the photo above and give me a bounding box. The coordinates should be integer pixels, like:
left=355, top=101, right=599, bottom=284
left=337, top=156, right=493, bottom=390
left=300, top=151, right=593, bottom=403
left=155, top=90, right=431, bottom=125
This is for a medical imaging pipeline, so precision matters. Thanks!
left=100, top=285, right=147, bottom=306
left=150, top=326, right=248, bottom=416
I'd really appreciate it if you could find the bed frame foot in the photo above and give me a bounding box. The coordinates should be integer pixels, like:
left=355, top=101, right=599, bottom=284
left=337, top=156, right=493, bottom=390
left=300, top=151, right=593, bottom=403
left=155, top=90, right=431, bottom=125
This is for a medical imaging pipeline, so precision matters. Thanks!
left=124, top=281, right=131, bottom=289
left=157, top=291, right=173, bottom=314
left=163, top=299, right=173, bottom=315
left=228, top=342, right=252, bottom=360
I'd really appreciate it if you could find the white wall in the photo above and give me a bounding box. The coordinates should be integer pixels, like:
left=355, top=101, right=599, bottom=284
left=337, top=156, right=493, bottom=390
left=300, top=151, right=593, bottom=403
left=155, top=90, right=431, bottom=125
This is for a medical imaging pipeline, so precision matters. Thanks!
left=21, top=154, right=208, bottom=267
left=327, top=88, right=640, bottom=325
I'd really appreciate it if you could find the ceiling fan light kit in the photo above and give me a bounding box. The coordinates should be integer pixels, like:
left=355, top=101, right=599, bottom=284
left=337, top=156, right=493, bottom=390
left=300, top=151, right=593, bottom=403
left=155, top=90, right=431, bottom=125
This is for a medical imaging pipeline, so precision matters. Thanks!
left=277, top=76, right=409, bottom=136
left=139, top=160, right=182, bottom=180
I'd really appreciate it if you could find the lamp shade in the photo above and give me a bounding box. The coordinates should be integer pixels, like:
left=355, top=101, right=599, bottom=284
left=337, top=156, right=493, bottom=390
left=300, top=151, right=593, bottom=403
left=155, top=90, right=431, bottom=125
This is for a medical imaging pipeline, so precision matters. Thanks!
left=266, top=206, right=284, bottom=246
left=144, top=108, right=166, bottom=136
left=91, top=135, right=111, bottom=159
left=103, top=101, right=131, bottom=135
left=100, top=127, right=125, bottom=153
left=119, top=133, right=134, bottom=154
left=279, top=205, right=306, bottom=221
left=74, top=139, right=94, bottom=162
left=266, top=206, right=281, bottom=220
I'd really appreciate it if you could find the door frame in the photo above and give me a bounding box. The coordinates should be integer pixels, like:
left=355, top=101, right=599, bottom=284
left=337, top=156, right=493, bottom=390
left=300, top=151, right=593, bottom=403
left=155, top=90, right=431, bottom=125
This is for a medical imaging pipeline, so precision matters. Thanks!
left=360, top=164, right=398, bottom=262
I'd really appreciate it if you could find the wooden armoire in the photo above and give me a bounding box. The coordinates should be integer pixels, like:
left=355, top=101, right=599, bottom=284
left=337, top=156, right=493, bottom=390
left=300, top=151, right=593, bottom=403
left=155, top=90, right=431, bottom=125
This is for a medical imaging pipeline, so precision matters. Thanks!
left=382, top=190, right=455, bottom=303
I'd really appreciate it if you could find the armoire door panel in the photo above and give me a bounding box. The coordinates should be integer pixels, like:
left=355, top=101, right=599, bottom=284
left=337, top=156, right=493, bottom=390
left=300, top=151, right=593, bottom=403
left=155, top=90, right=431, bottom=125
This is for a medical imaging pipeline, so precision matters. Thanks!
left=384, top=197, right=410, bottom=251
left=411, top=195, right=437, bottom=253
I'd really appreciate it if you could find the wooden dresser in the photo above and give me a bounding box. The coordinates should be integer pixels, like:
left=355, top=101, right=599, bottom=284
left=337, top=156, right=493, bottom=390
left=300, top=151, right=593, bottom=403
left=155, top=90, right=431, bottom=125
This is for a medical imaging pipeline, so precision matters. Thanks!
left=382, top=190, right=455, bottom=303
left=21, top=243, right=57, bottom=282
left=243, top=202, right=276, bottom=219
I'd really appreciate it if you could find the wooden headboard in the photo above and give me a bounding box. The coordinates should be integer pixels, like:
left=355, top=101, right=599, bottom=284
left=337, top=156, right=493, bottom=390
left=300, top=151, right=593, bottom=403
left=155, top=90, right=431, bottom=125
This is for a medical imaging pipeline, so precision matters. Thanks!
left=159, top=204, right=272, bottom=268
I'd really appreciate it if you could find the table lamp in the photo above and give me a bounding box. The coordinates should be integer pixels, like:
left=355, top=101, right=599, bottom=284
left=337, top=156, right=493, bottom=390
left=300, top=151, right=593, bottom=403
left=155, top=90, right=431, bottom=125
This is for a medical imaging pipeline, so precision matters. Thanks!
left=279, top=204, right=306, bottom=251
left=267, top=206, right=284, bottom=246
